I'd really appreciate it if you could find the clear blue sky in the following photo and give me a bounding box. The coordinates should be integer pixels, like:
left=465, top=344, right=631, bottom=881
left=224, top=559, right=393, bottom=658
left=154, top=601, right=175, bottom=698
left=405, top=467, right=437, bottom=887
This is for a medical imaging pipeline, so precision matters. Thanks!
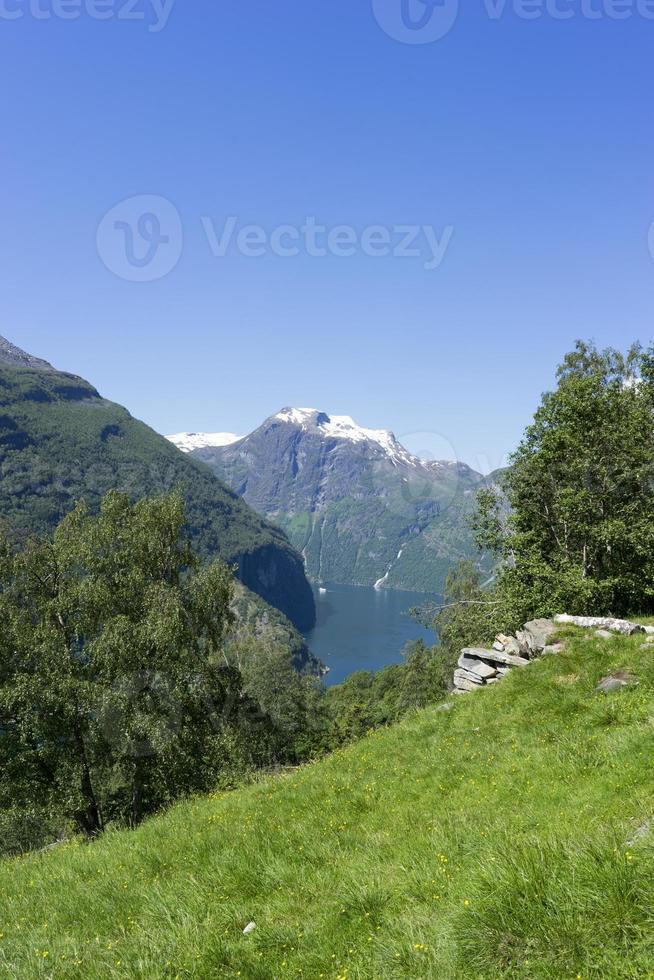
left=2, top=1, right=653, bottom=472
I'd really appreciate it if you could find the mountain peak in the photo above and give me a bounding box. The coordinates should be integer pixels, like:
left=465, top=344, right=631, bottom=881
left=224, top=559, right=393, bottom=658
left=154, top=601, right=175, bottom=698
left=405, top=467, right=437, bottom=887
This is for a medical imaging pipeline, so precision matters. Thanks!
left=272, top=407, right=410, bottom=461
left=172, top=406, right=484, bottom=594
left=0, top=336, right=55, bottom=372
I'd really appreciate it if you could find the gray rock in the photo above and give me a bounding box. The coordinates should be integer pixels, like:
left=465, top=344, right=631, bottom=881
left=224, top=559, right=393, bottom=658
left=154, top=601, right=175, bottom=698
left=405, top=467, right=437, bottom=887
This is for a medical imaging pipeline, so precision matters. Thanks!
left=451, top=687, right=468, bottom=695
left=596, top=677, right=626, bottom=692
left=435, top=702, right=453, bottom=712
left=495, top=635, right=522, bottom=656
left=457, top=654, right=498, bottom=679
left=454, top=667, right=485, bottom=687
left=595, top=629, right=613, bottom=640
left=515, top=631, right=533, bottom=655
left=461, top=647, right=529, bottom=668
left=453, top=670, right=484, bottom=692
left=596, top=672, right=637, bottom=694
left=503, top=637, right=523, bottom=657
left=243, top=922, right=257, bottom=935
left=523, top=618, right=558, bottom=651
left=542, top=643, right=566, bottom=655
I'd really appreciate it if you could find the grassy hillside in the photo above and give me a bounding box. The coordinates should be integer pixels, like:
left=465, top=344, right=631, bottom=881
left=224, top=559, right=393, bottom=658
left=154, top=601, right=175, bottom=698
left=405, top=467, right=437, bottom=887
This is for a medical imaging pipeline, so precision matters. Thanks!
left=0, top=364, right=315, bottom=633
left=2, top=627, right=654, bottom=978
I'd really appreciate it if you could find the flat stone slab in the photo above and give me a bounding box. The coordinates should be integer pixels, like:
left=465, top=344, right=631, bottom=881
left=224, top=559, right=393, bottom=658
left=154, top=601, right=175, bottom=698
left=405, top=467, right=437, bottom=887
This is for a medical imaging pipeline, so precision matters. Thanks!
left=457, top=654, right=498, bottom=679
left=596, top=672, right=638, bottom=693
left=461, top=647, right=529, bottom=668
left=454, top=667, right=485, bottom=688
left=454, top=670, right=484, bottom=691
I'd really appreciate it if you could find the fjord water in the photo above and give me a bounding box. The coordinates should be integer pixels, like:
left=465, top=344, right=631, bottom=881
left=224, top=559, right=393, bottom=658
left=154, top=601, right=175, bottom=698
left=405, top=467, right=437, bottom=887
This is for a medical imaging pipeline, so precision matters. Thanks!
left=305, top=583, right=438, bottom=686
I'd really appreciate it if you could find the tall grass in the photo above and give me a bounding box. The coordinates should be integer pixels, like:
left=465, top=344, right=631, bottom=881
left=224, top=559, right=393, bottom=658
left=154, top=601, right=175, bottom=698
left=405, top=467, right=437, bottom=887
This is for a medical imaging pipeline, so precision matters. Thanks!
left=2, top=627, right=654, bottom=977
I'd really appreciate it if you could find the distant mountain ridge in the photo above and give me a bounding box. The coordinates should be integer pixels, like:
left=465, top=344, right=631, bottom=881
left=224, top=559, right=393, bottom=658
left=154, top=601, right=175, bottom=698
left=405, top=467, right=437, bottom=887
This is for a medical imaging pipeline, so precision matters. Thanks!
left=169, top=408, right=487, bottom=594
left=0, top=338, right=316, bottom=637
left=0, top=336, right=58, bottom=373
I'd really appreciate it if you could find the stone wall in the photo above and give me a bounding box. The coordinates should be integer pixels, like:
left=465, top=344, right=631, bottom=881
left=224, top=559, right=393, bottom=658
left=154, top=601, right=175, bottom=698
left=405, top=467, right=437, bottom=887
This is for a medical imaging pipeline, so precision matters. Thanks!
left=452, top=615, right=648, bottom=695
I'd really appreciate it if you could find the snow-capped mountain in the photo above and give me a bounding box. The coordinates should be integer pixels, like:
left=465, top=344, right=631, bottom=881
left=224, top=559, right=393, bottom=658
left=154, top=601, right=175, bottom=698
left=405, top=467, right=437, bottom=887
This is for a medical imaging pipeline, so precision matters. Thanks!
left=168, top=408, right=486, bottom=594
left=170, top=408, right=437, bottom=470
left=168, top=431, right=242, bottom=453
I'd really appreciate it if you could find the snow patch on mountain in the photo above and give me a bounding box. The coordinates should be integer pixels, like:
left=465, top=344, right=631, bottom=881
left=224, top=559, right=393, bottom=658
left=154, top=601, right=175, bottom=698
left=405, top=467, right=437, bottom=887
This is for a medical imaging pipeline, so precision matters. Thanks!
left=274, top=407, right=418, bottom=465
left=274, top=408, right=318, bottom=426
left=167, top=432, right=242, bottom=453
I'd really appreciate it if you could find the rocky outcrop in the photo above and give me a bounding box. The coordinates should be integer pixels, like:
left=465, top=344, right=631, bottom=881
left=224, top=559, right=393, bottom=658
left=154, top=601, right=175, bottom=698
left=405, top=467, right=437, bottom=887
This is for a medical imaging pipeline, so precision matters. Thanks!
left=452, top=618, right=559, bottom=695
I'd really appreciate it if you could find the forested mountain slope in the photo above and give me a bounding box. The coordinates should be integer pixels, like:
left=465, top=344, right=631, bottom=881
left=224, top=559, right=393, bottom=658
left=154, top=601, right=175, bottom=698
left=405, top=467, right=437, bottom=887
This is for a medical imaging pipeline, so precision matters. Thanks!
left=0, top=339, right=315, bottom=633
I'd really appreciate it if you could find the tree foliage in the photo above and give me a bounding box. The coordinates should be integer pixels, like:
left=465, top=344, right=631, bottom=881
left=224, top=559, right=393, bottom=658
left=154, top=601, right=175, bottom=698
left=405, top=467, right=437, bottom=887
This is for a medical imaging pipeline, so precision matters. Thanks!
left=0, top=491, right=269, bottom=838
left=473, top=340, right=654, bottom=625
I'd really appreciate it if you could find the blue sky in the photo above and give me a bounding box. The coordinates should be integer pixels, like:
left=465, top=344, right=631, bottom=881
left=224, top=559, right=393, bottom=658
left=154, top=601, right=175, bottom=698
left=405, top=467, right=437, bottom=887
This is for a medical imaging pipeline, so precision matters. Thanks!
left=1, top=0, right=653, bottom=471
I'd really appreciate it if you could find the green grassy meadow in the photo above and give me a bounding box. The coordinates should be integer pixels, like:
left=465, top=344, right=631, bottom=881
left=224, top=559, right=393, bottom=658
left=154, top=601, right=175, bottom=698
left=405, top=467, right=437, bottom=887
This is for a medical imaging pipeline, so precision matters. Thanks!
left=2, top=626, right=654, bottom=978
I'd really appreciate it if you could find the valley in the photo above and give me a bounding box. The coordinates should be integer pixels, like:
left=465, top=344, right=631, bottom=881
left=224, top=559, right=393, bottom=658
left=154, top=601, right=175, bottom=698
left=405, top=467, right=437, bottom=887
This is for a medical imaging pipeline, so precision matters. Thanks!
left=305, top=582, right=438, bottom=685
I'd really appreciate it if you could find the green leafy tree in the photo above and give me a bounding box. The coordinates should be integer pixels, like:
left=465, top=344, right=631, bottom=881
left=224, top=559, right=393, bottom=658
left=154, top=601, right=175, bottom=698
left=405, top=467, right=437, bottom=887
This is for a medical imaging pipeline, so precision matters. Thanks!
left=434, top=560, right=502, bottom=658
left=233, top=634, right=328, bottom=761
left=473, top=340, right=654, bottom=624
left=0, top=490, right=253, bottom=837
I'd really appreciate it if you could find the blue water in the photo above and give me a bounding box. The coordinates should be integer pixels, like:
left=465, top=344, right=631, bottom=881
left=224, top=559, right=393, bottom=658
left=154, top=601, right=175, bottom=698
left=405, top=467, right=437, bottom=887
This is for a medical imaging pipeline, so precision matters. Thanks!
left=304, top=583, right=438, bottom=687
